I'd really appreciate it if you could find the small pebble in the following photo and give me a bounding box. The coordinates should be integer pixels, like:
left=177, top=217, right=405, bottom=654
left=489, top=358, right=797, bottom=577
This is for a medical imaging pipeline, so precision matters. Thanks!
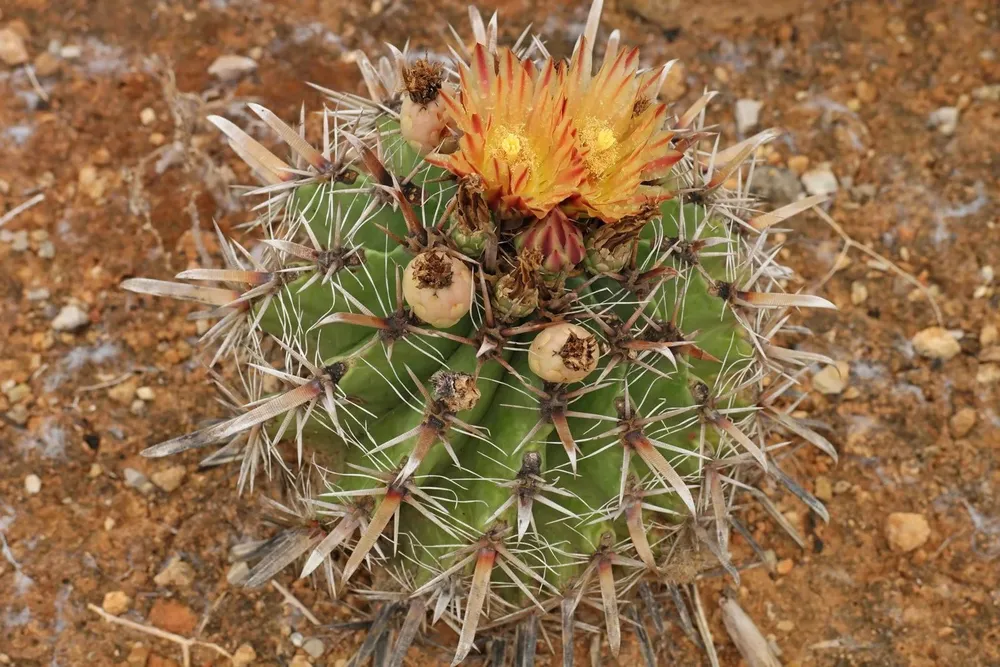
left=787, top=155, right=810, bottom=175
left=136, top=386, right=155, bottom=401
left=125, top=643, right=150, bottom=667
left=11, top=231, right=29, bottom=252
left=24, top=474, right=42, bottom=495
left=734, top=99, right=763, bottom=134
left=776, top=620, right=795, bottom=632
left=26, top=287, right=50, bottom=301
left=59, top=44, right=82, bottom=59
left=226, top=561, right=250, bottom=586
left=51, top=304, right=90, bottom=332
left=207, top=54, right=258, bottom=82
left=949, top=408, right=977, bottom=438
left=977, top=364, right=1000, bottom=385
left=928, top=106, right=959, bottom=136
left=290, top=632, right=305, bottom=648
left=5, top=382, right=30, bottom=403
left=886, top=512, right=930, bottom=553
left=130, top=399, right=146, bottom=415
left=0, top=27, right=29, bottom=66
left=78, top=165, right=107, bottom=201
left=812, top=361, right=850, bottom=395
left=8, top=404, right=30, bottom=425
left=981, top=324, right=998, bottom=347
left=814, top=476, right=833, bottom=502
left=972, top=84, right=1000, bottom=101
left=154, top=558, right=196, bottom=588
left=776, top=559, right=794, bottom=575
left=139, top=107, right=156, bottom=125
left=148, top=599, right=198, bottom=635
left=88, top=463, right=104, bottom=478
left=123, top=468, right=154, bottom=494
left=151, top=465, right=186, bottom=492
left=102, top=591, right=132, bottom=616
left=751, top=166, right=803, bottom=206
left=911, top=327, right=961, bottom=361
left=289, top=656, right=313, bottom=667
left=108, top=379, right=137, bottom=404
left=855, top=80, right=878, bottom=103
left=850, top=281, right=868, bottom=305
left=34, top=51, right=60, bottom=76
left=104, top=517, right=116, bottom=531
left=303, top=638, right=325, bottom=659
left=801, top=164, right=839, bottom=196
left=231, top=644, right=257, bottom=667
left=36, top=240, right=55, bottom=259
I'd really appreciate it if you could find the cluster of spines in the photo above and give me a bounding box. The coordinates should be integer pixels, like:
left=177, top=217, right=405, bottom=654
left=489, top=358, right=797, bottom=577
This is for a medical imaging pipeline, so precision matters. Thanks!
left=121, top=2, right=841, bottom=665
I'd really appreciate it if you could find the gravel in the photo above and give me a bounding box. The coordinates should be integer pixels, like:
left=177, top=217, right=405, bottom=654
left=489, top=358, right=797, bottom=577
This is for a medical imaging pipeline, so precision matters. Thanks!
left=51, top=304, right=90, bottom=332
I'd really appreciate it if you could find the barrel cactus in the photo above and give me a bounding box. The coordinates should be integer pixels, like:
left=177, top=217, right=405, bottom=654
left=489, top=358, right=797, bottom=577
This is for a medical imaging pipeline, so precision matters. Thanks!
left=123, top=1, right=837, bottom=663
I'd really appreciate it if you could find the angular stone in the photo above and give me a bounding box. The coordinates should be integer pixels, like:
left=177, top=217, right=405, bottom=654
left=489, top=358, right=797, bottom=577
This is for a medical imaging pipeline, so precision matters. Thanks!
left=912, top=327, right=961, bottom=361
left=885, top=512, right=930, bottom=553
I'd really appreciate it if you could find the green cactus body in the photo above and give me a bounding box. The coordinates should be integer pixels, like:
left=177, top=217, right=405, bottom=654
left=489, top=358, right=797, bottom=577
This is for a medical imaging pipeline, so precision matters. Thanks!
left=123, top=3, right=838, bottom=664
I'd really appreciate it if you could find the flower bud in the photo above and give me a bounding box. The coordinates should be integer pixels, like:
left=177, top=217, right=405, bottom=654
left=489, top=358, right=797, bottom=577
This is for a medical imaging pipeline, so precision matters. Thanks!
left=583, top=208, right=653, bottom=274
left=493, top=249, right=542, bottom=321
left=528, top=322, right=600, bottom=383
left=516, top=209, right=585, bottom=274
left=448, top=176, right=494, bottom=258
left=403, top=250, right=473, bottom=328
left=399, top=60, right=451, bottom=155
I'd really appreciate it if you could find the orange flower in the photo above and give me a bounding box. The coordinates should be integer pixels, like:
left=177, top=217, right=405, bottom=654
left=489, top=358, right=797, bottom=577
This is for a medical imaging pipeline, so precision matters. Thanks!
left=560, top=42, right=683, bottom=223
left=426, top=45, right=587, bottom=220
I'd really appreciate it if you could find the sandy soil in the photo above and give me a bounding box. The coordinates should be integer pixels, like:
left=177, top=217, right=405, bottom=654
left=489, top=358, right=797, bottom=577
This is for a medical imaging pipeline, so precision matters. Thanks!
left=1, top=0, right=998, bottom=665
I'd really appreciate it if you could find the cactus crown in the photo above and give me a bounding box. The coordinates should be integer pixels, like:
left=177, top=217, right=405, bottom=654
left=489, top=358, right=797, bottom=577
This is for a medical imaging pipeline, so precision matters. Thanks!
left=124, top=1, right=837, bottom=664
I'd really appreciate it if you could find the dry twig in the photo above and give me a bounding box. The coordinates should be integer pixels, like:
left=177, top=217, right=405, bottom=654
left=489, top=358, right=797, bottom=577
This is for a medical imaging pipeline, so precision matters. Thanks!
left=87, top=603, right=233, bottom=667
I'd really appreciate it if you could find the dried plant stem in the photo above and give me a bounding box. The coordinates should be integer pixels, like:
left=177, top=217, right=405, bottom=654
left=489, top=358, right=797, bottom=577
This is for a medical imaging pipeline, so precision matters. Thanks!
left=87, top=603, right=233, bottom=667
left=813, top=206, right=943, bottom=326
left=0, top=193, right=45, bottom=229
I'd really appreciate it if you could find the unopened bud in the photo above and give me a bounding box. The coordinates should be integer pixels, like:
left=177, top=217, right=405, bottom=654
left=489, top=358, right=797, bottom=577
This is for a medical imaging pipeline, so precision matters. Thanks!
left=528, top=323, right=600, bottom=383
left=403, top=250, right=473, bottom=328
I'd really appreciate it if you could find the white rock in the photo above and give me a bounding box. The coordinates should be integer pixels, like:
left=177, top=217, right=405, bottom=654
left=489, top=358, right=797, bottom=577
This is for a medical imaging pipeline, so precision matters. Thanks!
left=801, top=163, right=839, bottom=196
left=850, top=281, right=868, bottom=305
left=928, top=106, right=959, bottom=136
left=911, top=326, right=961, bottom=360
left=0, top=28, right=29, bottom=66
left=136, top=386, right=155, bottom=401
left=139, top=107, right=156, bottom=126
left=123, top=468, right=154, bottom=494
left=885, top=512, right=930, bottom=552
left=24, top=474, right=42, bottom=495
left=59, top=45, right=82, bottom=59
left=303, top=638, right=325, bottom=659
left=207, top=54, right=257, bottom=82
left=51, top=304, right=89, bottom=332
left=812, top=361, right=850, bottom=395
left=154, top=558, right=196, bottom=588
left=734, top=99, right=763, bottom=135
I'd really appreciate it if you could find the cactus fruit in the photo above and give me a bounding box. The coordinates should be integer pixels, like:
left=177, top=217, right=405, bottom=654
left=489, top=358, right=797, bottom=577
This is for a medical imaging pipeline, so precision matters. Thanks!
left=123, top=1, right=840, bottom=664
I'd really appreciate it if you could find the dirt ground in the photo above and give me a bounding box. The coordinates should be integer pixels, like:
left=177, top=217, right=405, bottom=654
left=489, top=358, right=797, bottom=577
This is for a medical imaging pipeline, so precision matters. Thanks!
left=1, top=0, right=999, bottom=665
